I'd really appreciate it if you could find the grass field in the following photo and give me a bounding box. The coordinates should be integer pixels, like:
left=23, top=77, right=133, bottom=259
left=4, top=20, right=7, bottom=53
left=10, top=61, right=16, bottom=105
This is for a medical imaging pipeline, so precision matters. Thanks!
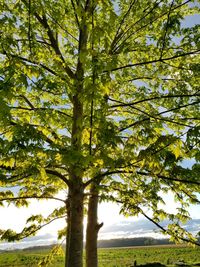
left=0, top=245, right=200, bottom=267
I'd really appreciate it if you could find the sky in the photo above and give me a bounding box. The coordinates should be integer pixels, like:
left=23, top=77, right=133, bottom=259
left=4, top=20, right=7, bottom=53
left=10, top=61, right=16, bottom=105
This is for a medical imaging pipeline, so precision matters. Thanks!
left=0, top=190, right=199, bottom=249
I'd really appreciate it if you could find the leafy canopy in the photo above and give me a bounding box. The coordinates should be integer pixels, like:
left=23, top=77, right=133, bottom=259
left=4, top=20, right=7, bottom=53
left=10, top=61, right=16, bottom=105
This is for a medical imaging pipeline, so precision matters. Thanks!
left=0, top=0, right=200, bottom=245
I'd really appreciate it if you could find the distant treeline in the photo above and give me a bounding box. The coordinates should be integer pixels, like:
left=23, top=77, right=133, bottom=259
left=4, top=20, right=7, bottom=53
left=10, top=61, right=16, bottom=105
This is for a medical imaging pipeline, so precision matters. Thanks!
left=97, top=237, right=172, bottom=248
left=97, top=237, right=200, bottom=248
left=20, top=238, right=172, bottom=250
left=1, top=237, right=200, bottom=252
left=0, top=238, right=171, bottom=253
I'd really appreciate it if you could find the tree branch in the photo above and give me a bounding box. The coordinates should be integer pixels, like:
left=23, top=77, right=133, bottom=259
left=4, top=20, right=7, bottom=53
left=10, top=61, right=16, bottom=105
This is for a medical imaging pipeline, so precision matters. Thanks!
left=46, top=12, right=79, bottom=42
left=0, top=172, right=32, bottom=183
left=112, top=0, right=162, bottom=53
left=113, top=0, right=192, bottom=54
left=140, top=209, right=200, bottom=246
left=109, top=93, right=200, bottom=108
left=85, top=128, right=196, bottom=187
left=13, top=216, right=66, bottom=241
left=45, top=169, right=70, bottom=186
left=119, top=100, right=200, bottom=132
left=37, top=14, right=76, bottom=79
left=70, top=0, right=80, bottom=27
left=0, top=195, right=65, bottom=203
left=10, top=106, right=72, bottom=119
left=110, top=0, right=137, bottom=53
left=105, top=50, right=200, bottom=73
left=8, top=53, right=63, bottom=78
left=159, top=0, right=175, bottom=59
left=19, top=95, right=35, bottom=109
left=124, top=76, right=184, bottom=83
left=137, top=171, right=200, bottom=186
left=21, top=0, right=76, bottom=79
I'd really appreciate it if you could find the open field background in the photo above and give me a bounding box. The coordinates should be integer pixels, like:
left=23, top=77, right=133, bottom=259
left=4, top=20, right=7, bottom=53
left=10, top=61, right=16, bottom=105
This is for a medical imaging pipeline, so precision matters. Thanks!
left=0, top=245, right=200, bottom=267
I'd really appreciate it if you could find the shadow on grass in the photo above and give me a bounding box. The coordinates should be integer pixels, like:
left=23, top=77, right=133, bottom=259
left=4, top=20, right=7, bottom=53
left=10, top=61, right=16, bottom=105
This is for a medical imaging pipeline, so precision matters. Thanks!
left=137, top=263, right=166, bottom=267
left=134, top=263, right=200, bottom=267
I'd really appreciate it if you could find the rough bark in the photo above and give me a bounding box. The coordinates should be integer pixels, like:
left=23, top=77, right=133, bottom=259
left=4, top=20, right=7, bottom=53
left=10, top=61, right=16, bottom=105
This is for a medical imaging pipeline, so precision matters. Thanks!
left=86, top=183, right=103, bottom=267
left=65, top=194, right=71, bottom=267
left=65, top=183, right=84, bottom=267
left=65, top=65, right=84, bottom=267
left=64, top=90, right=84, bottom=267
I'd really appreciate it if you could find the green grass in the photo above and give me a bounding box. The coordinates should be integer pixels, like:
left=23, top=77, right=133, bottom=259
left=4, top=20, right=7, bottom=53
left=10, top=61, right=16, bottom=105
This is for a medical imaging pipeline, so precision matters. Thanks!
left=0, top=245, right=200, bottom=267
left=0, top=248, right=64, bottom=267
left=97, top=246, right=200, bottom=266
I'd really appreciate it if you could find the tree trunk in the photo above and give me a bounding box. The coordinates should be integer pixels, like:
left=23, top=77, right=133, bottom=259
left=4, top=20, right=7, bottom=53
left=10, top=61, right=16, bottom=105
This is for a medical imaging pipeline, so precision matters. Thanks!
left=65, top=183, right=84, bottom=267
left=65, top=3, right=91, bottom=266
left=86, top=183, right=103, bottom=267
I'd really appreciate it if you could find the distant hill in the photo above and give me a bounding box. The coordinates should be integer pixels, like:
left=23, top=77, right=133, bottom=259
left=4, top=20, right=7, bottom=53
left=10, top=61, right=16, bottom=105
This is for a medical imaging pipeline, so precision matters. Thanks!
left=22, top=244, right=56, bottom=251
left=0, top=238, right=172, bottom=252
left=0, top=244, right=56, bottom=253
left=97, top=237, right=172, bottom=248
left=1, top=236, right=199, bottom=252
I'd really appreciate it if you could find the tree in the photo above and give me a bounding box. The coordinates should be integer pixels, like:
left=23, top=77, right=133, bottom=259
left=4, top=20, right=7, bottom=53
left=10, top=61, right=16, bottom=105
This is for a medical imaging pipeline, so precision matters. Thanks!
left=0, top=1, right=200, bottom=267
